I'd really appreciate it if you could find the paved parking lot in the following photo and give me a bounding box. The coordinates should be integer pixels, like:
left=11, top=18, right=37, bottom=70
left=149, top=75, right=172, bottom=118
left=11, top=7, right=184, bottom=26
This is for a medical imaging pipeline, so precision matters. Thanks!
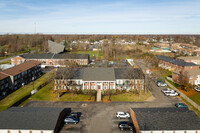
left=24, top=81, right=181, bottom=133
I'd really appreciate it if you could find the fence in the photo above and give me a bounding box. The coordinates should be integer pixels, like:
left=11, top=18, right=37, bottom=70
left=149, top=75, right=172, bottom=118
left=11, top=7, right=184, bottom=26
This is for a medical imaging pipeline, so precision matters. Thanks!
left=166, top=80, right=200, bottom=111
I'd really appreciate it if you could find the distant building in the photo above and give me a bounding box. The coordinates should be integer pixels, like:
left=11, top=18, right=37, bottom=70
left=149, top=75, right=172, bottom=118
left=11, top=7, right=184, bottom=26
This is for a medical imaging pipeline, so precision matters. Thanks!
left=130, top=108, right=200, bottom=133
left=0, top=107, right=71, bottom=133
left=54, top=68, right=144, bottom=91
left=11, top=53, right=90, bottom=67
left=177, top=56, right=200, bottom=65
left=48, top=40, right=65, bottom=54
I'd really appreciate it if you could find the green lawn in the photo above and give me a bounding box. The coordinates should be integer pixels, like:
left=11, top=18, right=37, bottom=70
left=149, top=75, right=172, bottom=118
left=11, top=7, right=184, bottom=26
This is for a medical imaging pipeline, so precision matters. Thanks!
left=189, top=94, right=200, bottom=106
left=103, top=91, right=152, bottom=102
left=21, top=82, right=95, bottom=104
left=71, top=51, right=103, bottom=59
left=0, top=71, right=54, bottom=111
left=0, top=60, right=11, bottom=65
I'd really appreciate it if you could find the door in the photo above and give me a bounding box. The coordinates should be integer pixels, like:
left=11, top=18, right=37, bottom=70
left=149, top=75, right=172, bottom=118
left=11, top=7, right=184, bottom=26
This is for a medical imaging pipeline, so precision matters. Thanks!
left=98, top=85, right=101, bottom=89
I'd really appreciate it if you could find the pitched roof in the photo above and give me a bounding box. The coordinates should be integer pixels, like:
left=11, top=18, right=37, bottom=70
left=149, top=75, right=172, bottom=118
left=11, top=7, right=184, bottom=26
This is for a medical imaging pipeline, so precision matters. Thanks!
left=132, top=108, right=200, bottom=131
left=48, top=40, right=65, bottom=54
left=0, top=107, right=70, bottom=130
left=157, top=55, right=198, bottom=67
left=83, top=68, right=115, bottom=81
left=21, top=53, right=54, bottom=59
left=114, top=68, right=144, bottom=79
left=0, top=72, right=9, bottom=80
left=53, top=54, right=89, bottom=59
left=55, top=68, right=83, bottom=79
left=21, top=53, right=89, bottom=60
left=2, top=60, right=41, bottom=76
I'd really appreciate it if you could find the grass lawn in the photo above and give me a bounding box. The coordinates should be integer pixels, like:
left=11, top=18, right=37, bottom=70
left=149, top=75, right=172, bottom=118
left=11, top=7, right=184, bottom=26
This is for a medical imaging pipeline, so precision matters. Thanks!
left=166, top=79, right=200, bottom=106
left=22, top=82, right=95, bottom=104
left=0, top=71, right=54, bottom=111
left=71, top=51, right=103, bottom=59
left=0, top=60, right=11, bottom=65
left=103, top=91, right=152, bottom=102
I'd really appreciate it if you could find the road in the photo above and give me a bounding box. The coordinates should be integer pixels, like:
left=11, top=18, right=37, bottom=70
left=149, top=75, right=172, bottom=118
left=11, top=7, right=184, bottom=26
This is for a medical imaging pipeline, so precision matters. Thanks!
left=24, top=81, right=181, bottom=133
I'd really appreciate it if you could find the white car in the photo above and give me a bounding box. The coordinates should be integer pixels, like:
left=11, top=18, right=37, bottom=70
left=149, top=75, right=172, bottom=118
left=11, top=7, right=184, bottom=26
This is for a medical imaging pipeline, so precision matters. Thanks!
left=194, top=87, right=200, bottom=92
left=161, top=88, right=175, bottom=93
left=157, top=81, right=167, bottom=87
left=164, top=92, right=179, bottom=96
left=116, top=112, right=130, bottom=119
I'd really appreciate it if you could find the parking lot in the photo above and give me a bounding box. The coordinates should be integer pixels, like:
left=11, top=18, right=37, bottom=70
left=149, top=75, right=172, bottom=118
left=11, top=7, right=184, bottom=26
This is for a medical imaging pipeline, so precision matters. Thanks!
left=24, top=80, right=181, bottom=133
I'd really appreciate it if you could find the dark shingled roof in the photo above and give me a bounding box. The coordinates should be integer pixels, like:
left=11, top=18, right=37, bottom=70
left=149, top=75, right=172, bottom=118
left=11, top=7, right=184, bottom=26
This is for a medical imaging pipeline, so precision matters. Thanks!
left=0, top=107, right=69, bottom=130
left=132, top=108, right=200, bottom=131
left=83, top=68, right=115, bottom=81
left=21, top=53, right=54, bottom=59
left=157, top=55, right=198, bottom=67
left=56, top=68, right=83, bottom=79
left=21, top=53, right=89, bottom=60
left=53, top=54, right=89, bottom=59
left=114, top=68, right=144, bottom=79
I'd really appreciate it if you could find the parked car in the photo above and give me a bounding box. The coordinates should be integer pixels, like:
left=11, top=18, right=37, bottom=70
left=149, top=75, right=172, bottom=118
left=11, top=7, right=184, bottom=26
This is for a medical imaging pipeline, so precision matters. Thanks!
left=116, top=112, right=130, bottom=119
left=164, top=92, right=179, bottom=96
left=118, top=121, right=134, bottom=131
left=194, top=86, right=200, bottom=92
left=64, top=116, right=79, bottom=124
left=68, top=112, right=82, bottom=118
left=161, top=88, right=175, bottom=93
left=175, top=103, right=188, bottom=108
left=156, top=81, right=167, bottom=87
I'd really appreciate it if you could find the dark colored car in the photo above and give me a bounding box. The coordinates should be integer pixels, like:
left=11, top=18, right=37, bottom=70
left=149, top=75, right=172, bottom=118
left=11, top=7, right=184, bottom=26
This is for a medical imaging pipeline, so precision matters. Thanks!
left=69, top=112, right=82, bottom=118
left=118, top=121, right=134, bottom=131
left=64, top=116, right=79, bottom=124
left=175, top=103, right=188, bottom=108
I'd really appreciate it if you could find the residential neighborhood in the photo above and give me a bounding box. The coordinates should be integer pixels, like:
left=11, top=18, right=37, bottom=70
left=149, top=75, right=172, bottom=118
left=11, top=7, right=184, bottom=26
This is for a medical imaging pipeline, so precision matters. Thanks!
left=0, top=0, right=200, bottom=132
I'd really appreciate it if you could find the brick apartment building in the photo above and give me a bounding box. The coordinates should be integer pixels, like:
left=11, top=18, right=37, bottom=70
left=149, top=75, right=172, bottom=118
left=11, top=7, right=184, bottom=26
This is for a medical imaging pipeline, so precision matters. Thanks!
left=0, top=60, right=42, bottom=97
left=157, top=55, right=199, bottom=72
left=11, top=53, right=90, bottom=67
left=172, top=69, right=200, bottom=85
left=54, top=68, right=145, bottom=91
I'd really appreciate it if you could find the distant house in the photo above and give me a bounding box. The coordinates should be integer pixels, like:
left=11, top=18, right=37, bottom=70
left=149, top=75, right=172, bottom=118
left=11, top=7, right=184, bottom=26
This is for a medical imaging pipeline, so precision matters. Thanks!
left=177, top=56, right=200, bottom=65
left=157, top=55, right=199, bottom=71
left=11, top=53, right=90, bottom=67
left=0, top=107, right=71, bottom=133
left=48, top=40, right=65, bottom=54
left=54, top=68, right=144, bottom=91
left=130, top=108, right=200, bottom=133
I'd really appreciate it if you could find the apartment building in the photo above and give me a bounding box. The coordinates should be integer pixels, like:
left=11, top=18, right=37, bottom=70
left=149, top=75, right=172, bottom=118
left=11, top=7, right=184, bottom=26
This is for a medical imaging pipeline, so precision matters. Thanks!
left=11, top=53, right=90, bottom=67
left=54, top=68, right=145, bottom=91
left=0, top=72, right=10, bottom=96
left=157, top=55, right=199, bottom=71
left=0, top=60, right=42, bottom=96
left=172, top=69, right=200, bottom=85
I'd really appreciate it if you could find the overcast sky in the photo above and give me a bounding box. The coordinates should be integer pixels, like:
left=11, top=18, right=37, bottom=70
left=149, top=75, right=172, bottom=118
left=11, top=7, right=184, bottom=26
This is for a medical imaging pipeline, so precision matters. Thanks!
left=0, top=0, right=200, bottom=34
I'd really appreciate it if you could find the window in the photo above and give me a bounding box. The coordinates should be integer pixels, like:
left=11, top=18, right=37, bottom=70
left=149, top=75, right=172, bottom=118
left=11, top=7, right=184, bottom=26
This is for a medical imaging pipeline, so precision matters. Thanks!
left=104, top=86, right=107, bottom=89
left=140, top=80, right=144, bottom=84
